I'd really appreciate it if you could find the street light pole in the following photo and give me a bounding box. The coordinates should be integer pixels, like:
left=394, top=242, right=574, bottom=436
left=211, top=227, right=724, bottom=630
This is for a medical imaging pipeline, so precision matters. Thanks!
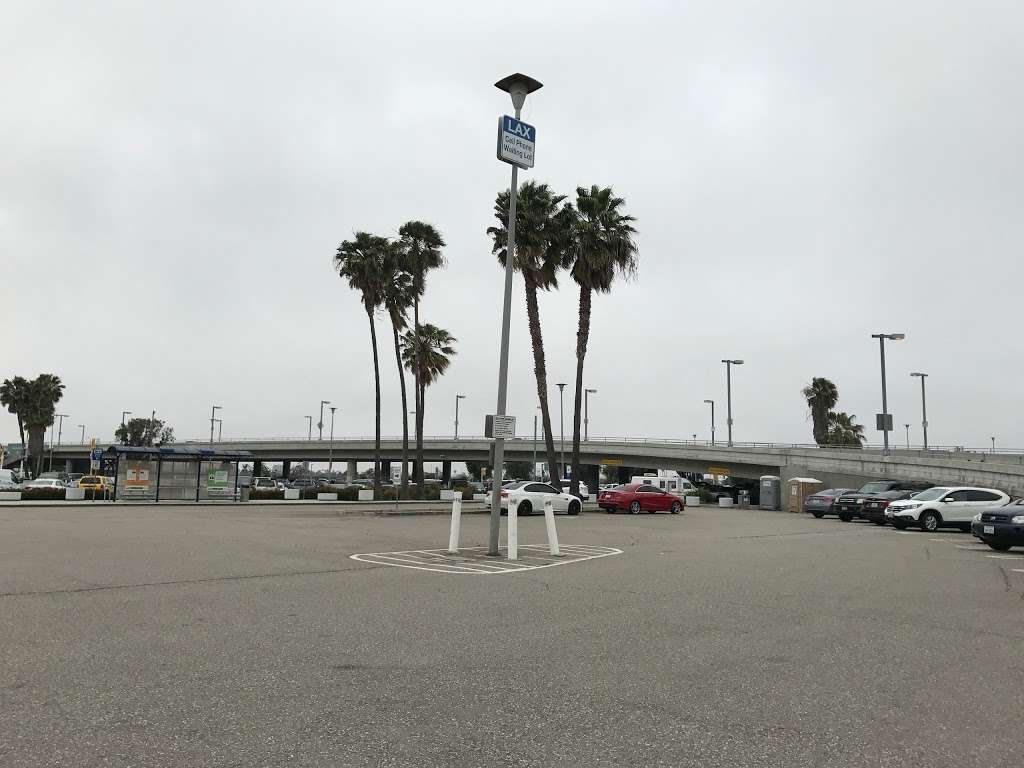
left=556, top=383, right=567, bottom=484
left=721, top=360, right=744, bottom=447
left=121, top=411, right=132, bottom=427
left=991, top=436, right=996, bottom=453
left=533, top=413, right=538, bottom=480
left=584, top=388, right=597, bottom=441
left=910, top=372, right=928, bottom=450
left=904, top=423, right=910, bottom=449
left=210, top=405, right=222, bottom=447
left=215, top=419, right=222, bottom=442
left=319, top=400, right=330, bottom=440
left=454, top=394, right=465, bottom=439
left=488, top=72, right=543, bottom=556
left=305, top=416, right=312, bottom=441
left=704, top=399, right=715, bottom=445
left=871, top=333, right=905, bottom=455
left=328, top=406, right=337, bottom=473
left=78, top=424, right=85, bottom=445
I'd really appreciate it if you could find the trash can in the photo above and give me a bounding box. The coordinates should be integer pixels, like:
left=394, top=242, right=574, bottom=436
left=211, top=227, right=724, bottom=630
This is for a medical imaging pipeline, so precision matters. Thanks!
left=240, top=487, right=250, bottom=502
left=759, top=476, right=781, bottom=510
left=738, top=490, right=751, bottom=509
left=786, top=477, right=823, bottom=513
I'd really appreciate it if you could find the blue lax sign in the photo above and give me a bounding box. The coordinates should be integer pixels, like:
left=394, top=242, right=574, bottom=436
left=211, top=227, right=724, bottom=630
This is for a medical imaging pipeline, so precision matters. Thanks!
left=496, top=115, right=536, bottom=169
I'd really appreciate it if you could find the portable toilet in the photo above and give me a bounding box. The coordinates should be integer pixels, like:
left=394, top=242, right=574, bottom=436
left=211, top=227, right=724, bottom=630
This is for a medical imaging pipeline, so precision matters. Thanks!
left=786, top=477, right=824, bottom=513
left=759, top=476, right=781, bottom=510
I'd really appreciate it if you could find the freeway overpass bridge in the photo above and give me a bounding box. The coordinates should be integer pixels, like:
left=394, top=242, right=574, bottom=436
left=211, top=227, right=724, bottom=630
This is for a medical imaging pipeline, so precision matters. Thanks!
left=47, top=437, right=1024, bottom=496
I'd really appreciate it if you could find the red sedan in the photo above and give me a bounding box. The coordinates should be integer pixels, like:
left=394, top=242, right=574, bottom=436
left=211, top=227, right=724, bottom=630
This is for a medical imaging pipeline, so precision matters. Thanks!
left=599, top=483, right=684, bottom=514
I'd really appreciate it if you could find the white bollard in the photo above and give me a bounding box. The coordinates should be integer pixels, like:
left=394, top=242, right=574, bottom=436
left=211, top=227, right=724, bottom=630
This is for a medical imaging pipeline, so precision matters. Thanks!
left=543, top=500, right=562, bottom=557
left=447, top=497, right=462, bottom=554
left=508, top=497, right=518, bottom=561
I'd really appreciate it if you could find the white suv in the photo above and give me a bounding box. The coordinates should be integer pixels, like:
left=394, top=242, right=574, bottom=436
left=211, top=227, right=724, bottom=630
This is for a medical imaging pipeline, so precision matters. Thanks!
left=887, top=486, right=1010, bottom=532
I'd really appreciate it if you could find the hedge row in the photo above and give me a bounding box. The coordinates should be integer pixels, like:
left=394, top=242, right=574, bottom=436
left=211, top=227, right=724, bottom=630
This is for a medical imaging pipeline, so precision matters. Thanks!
left=250, top=485, right=481, bottom=502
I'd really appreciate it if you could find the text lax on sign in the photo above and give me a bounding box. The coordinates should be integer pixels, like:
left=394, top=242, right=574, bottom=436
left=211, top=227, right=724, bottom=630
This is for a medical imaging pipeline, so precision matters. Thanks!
left=496, top=115, right=536, bottom=169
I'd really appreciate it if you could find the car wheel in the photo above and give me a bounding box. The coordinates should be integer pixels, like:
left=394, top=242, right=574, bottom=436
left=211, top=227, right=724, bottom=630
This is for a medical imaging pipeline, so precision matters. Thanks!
left=919, top=510, right=941, bottom=532
left=838, top=512, right=853, bottom=522
left=630, top=501, right=641, bottom=514
left=986, top=541, right=1012, bottom=551
left=812, top=511, right=825, bottom=518
left=518, top=500, right=532, bottom=516
left=670, top=501, right=681, bottom=514
left=568, top=501, right=581, bottom=516
left=892, top=518, right=909, bottom=530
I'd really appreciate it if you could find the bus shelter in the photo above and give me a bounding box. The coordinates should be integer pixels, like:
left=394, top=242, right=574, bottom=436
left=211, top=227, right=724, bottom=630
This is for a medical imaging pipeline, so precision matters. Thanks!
left=104, top=446, right=255, bottom=502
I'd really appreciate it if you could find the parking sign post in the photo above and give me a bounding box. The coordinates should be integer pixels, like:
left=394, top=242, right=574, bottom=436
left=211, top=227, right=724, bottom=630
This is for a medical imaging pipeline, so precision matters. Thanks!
left=487, top=73, right=542, bottom=557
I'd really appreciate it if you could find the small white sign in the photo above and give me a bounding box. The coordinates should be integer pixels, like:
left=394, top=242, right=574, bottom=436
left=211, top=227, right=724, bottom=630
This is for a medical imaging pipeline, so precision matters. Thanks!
left=485, top=414, right=516, bottom=439
left=496, top=115, right=536, bottom=169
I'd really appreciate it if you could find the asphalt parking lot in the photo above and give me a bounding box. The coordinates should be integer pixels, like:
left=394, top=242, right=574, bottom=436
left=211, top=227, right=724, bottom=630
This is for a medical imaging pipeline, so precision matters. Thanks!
left=2, top=503, right=1023, bottom=767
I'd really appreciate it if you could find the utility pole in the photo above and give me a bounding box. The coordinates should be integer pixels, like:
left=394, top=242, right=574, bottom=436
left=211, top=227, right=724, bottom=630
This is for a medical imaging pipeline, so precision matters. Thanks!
left=210, top=405, right=222, bottom=447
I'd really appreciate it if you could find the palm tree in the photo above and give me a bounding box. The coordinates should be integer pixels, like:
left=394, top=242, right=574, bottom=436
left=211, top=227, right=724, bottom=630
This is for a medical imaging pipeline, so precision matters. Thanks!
left=401, top=324, right=457, bottom=479
left=566, top=185, right=638, bottom=496
left=0, top=376, right=30, bottom=469
left=21, top=374, right=65, bottom=477
left=382, top=243, right=417, bottom=499
left=397, top=221, right=446, bottom=496
left=335, top=232, right=389, bottom=499
left=802, top=377, right=839, bottom=446
left=828, top=412, right=865, bottom=447
left=487, top=181, right=574, bottom=487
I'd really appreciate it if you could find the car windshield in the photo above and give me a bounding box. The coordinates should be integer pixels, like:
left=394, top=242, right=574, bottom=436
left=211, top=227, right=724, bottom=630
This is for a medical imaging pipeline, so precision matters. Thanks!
left=907, top=487, right=949, bottom=501
left=856, top=482, right=893, bottom=494
left=503, top=481, right=528, bottom=489
left=82, top=476, right=101, bottom=483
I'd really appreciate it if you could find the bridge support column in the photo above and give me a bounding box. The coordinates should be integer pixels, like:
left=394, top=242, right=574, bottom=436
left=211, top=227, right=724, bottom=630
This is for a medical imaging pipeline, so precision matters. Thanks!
left=380, top=460, right=391, bottom=482
left=347, top=461, right=358, bottom=483
left=442, top=460, right=451, bottom=485
left=584, top=464, right=600, bottom=491
left=253, top=460, right=263, bottom=477
left=617, top=466, right=630, bottom=484
left=282, top=460, right=291, bottom=479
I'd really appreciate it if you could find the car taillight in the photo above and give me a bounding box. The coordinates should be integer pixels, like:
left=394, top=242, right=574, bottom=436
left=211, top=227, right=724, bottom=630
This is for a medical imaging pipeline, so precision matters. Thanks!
left=500, top=491, right=508, bottom=497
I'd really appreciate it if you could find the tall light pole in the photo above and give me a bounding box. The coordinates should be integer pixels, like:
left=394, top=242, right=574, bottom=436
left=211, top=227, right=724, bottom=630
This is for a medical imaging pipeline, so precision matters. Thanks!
left=991, top=436, right=996, bottom=453
left=210, top=405, right=222, bottom=447
left=454, top=394, right=465, bottom=439
left=904, top=423, right=911, bottom=449
left=871, top=333, right=905, bottom=455
left=910, top=372, right=928, bottom=450
left=48, top=413, right=67, bottom=471
left=532, top=413, right=538, bottom=480
left=584, top=388, right=597, bottom=441
left=703, top=399, right=715, bottom=445
left=214, top=419, right=222, bottom=442
left=488, top=72, right=543, bottom=556
left=721, top=360, right=744, bottom=447
left=121, top=411, right=132, bottom=427
left=305, top=416, right=312, bottom=441
left=319, top=400, right=330, bottom=440
left=556, top=383, right=567, bottom=483
left=56, top=413, right=67, bottom=446
left=328, top=406, right=337, bottom=473
left=78, top=424, right=85, bottom=445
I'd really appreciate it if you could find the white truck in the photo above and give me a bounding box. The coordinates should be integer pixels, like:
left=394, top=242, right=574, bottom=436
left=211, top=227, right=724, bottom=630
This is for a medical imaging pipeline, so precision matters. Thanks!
left=630, top=471, right=697, bottom=496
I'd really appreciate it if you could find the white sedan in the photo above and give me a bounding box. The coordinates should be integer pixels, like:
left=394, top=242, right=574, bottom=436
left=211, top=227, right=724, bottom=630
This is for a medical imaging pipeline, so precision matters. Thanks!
left=507, top=482, right=582, bottom=516
left=22, top=478, right=66, bottom=489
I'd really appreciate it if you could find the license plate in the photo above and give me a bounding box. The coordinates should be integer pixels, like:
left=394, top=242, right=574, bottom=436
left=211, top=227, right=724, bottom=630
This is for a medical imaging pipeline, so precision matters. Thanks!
left=984, top=525, right=995, bottom=534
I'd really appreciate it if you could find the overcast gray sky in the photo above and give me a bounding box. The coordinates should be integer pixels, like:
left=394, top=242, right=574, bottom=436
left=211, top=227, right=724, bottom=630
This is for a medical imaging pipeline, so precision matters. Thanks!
left=2, top=0, right=1021, bottom=450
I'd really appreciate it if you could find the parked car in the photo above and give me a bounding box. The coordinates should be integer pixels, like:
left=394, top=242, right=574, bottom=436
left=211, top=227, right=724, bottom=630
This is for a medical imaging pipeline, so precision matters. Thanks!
left=598, top=483, right=684, bottom=514
left=887, top=486, right=1010, bottom=531
left=834, top=480, right=934, bottom=521
left=861, top=484, right=935, bottom=525
left=0, top=468, right=21, bottom=490
left=66, top=473, right=84, bottom=487
left=506, top=482, right=583, bottom=516
left=250, top=477, right=277, bottom=491
left=482, top=481, right=528, bottom=510
left=971, top=499, right=1024, bottom=551
left=78, top=475, right=112, bottom=494
left=23, top=477, right=66, bottom=490
left=804, top=488, right=856, bottom=517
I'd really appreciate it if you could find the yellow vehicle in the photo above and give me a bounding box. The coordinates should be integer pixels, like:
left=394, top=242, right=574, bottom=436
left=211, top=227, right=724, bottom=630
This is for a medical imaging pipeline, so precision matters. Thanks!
left=78, top=475, right=111, bottom=495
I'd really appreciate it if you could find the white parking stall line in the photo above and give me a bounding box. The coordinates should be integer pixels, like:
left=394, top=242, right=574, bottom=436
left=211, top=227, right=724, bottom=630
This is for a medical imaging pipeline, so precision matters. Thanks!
left=411, top=551, right=538, bottom=570
left=985, top=554, right=1024, bottom=560
left=1013, top=569, right=1024, bottom=574
left=955, top=545, right=991, bottom=551
left=358, top=553, right=489, bottom=573
left=350, top=546, right=622, bottom=575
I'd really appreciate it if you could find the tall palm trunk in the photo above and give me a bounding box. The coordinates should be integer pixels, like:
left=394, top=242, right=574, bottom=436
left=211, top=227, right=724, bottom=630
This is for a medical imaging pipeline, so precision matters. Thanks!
left=812, top=405, right=828, bottom=446
left=524, top=273, right=561, bottom=487
left=391, top=318, right=409, bottom=498
left=15, top=415, right=26, bottom=473
left=28, top=426, right=45, bottom=478
left=366, top=309, right=382, bottom=499
left=570, top=285, right=592, bottom=497
left=413, top=298, right=424, bottom=497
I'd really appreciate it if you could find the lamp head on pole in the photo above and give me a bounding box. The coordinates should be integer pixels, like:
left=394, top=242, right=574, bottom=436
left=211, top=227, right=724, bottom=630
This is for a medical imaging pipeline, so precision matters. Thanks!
left=910, top=372, right=928, bottom=378
left=722, top=359, right=744, bottom=365
left=704, top=399, right=714, bottom=405
left=494, top=73, right=543, bottom=111
left=586, top=388, right=597, bottom=395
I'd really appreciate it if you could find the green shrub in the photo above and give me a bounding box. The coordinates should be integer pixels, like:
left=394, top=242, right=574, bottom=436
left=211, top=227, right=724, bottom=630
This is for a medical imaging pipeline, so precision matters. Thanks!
left=250, top=489, right=284, bottom=500
left=21, top=487, right=67, bottom=501
left=698, top=488, right=714, bottom=504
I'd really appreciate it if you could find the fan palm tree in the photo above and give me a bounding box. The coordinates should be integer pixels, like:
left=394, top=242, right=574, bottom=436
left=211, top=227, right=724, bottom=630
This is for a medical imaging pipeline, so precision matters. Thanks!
left=401, top=324, right=457, bottom=474
left=487, top=181, right=574, bottom=487
left=827, top=412, right=865, bottom=447
left=802, top=377, right=839, bottom=446
left=382, top=244, right=417, bottom=499
left=334, top=232, right=389, bottom=498
left=566, top=185, right=638, bottom=496
left=0, top=376, right=30, bottom=469
left=21, top=374, right=65, bottom=477
left=397, top=221, right=446, bottom=496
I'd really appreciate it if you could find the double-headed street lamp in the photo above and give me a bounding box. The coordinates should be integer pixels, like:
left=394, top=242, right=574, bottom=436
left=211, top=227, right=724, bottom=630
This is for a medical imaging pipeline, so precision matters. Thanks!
left=721, top=360, right=744, bottom=447
left=584, top=388, right=597, bottom=441
left=454, top=394, right=466, bottom=439
left=209, top=405, right=222, bottom=447
left=910, top=372, right=929, bottom=450
left=319, top=400, right=330, bottom=440
left=870, top=333, right=905, bottom=454
left=703, top=399, right=715, bottom=445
